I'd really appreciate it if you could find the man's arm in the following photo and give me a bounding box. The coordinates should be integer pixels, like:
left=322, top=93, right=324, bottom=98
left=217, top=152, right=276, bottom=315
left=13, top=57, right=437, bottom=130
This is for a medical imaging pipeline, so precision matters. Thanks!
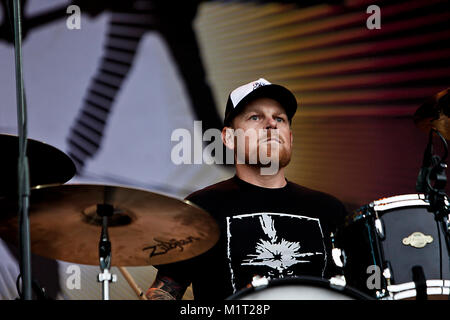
left=146, top=273, right=189, bottom=300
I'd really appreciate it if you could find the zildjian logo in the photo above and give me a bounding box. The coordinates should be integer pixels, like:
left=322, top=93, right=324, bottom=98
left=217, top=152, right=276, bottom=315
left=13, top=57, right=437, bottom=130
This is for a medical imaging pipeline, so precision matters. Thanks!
left=143, top=236, right=201, bottom=257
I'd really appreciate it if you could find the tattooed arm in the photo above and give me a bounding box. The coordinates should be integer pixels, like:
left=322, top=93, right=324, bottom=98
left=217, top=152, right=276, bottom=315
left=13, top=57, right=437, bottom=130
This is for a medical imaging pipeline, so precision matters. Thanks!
left=146, top=273, right=189, bottom=300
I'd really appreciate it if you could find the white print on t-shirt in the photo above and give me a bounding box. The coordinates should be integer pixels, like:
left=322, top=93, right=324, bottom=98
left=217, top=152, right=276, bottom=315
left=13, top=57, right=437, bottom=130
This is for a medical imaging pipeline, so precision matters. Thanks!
left=242, top=214, right=323, bottom=268
left=226, top=213, right=327, bottom=293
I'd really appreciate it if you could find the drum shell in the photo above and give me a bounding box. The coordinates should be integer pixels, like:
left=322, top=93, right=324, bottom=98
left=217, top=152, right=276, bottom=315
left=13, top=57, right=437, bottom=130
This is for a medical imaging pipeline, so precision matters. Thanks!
left=336, top=196, right=450, bottom=299
left=336, top=214, right=386, bottom=296
left=381, top=206, right=449, bottom=284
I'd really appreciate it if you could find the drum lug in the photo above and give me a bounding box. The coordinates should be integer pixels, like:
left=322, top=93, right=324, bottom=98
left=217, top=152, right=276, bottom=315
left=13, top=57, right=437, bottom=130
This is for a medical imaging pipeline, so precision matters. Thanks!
left=375, top=218, right=385, bottom=239
left=383, top=265, right=394, bottom=288
left=330, top=232, right=346, bottom=267
left=377, top=290, right=392, bottom=300
left=332, top=247, right=346, bottom=268
left=329, top=275, right=346, bottom=290
left=383, top=267, right=391, bottom=280
left=251, top=275, right=269, bottom=290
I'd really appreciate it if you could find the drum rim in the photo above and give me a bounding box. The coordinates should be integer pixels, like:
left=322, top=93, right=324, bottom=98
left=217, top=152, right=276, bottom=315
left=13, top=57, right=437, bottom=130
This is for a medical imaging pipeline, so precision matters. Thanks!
left=226, top=275, right=374, bottom=300
left=345, top=193, right=431, bottom=226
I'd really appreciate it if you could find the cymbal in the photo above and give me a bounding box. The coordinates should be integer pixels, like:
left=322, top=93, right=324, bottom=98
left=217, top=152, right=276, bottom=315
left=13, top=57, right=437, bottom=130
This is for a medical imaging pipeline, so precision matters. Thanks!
left=0, top=184, right=220, bottom=266
left=0, top=134, right=76, bottom=196
left=414, top=88, right=450, bottom=139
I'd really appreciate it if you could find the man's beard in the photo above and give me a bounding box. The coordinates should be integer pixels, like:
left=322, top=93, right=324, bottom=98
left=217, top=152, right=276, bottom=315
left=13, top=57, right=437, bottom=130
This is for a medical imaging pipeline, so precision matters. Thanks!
left=257, top=142, right=292, bottom=168
left=235, top=142, right=292, bottom=169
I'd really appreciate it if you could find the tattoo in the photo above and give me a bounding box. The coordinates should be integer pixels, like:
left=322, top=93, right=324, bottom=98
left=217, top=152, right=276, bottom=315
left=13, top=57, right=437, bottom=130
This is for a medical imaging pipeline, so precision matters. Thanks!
left=147, top=275, right=187, bottom=300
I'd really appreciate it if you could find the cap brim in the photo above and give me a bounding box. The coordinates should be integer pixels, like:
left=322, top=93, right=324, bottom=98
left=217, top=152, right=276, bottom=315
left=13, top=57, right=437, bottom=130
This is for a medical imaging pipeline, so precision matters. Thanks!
left=224, top=84, right=298, bottom=126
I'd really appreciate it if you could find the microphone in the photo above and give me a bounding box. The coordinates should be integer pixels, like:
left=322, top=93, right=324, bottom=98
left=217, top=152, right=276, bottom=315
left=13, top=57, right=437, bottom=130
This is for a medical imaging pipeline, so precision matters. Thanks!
left=416, top=130, right=433, bottom=193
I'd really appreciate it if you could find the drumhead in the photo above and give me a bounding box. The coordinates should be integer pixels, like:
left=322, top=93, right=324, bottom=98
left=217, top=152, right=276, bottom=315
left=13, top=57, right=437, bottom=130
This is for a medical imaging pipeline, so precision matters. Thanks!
left=226, top=276, right=373, bottom=300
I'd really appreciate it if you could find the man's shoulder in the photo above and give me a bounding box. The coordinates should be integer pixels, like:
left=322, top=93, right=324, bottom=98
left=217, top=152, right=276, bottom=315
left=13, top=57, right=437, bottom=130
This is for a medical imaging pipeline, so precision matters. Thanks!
left=287, top=181, right=347, bottom=210
left=286, top=181, right=349, bottom=226
left=185, top=176, right=238, bottom=203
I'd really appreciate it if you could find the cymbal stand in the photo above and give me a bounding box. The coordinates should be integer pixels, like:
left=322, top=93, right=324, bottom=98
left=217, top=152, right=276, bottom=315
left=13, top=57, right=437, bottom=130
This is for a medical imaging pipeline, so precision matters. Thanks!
left=422, top=129, right=450, bottom=257
left=7, top=0, right=32, bottom=299
left=97, top=204, right=117, bottom=300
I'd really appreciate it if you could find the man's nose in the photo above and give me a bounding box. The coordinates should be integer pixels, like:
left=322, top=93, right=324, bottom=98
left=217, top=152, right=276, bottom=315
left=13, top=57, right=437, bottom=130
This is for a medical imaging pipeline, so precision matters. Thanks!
left=265, top=117, right=278, bottom=129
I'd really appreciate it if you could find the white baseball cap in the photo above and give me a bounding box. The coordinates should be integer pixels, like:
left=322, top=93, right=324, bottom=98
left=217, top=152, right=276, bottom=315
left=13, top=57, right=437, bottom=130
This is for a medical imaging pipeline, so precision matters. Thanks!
left=224, top=78, right=298, bottom=126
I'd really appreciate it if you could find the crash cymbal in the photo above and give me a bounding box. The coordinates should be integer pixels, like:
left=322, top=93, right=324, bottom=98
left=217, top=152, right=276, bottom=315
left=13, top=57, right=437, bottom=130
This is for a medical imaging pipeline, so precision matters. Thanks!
left=414, top=88, right=450, bottom=139
left=0, top=134, right=76, bottom=196
left=0, top=184, right=219, bottom=266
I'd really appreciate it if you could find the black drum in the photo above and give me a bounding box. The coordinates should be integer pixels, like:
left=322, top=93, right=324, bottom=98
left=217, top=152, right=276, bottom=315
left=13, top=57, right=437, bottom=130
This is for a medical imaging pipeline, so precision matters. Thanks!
left=226, top=276, right=373, bottom=300
left=334, top=194, right=450, bottom=300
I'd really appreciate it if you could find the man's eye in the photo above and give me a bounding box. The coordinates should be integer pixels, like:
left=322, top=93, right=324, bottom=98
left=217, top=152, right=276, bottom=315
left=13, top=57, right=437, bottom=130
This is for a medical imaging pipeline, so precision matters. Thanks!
left=276, top=117, right=285, bottom=122
left=250, top=115, right=259, bottom=120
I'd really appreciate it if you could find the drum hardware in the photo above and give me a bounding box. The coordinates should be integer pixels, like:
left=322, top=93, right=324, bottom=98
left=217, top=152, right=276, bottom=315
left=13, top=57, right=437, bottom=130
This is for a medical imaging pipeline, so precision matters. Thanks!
left=382, top=267, right=392, bottom=283
left=446, top=215, right=450, bottom=233
left=14, top=273, right=50, bottom=300
left=3, top=0, right=75, bottom=300
left=3, top=0, right=77, bottom=300
left=97, top=204, right=117, bottom=300
left=417, top=128, right=450, bottom=257
left=8, top=0, right=32, bottom=299
left=329, top=275, right=346, bottom=290
left=371, top=264, right=393, bottom=300
left=0, top=8, right=75, bottom=300
left=414, top=88, right=450, bottom=255
left=251, top=275, right=269, bottom=290
left=331, top=248, right=345, bottom=268
left=330, top=232, right=345, bottom=268
left=374, top=218, right=384, bottom=239
left=382, top=266, right=393, bottom=298
left=375, top=289, right=389, bottom=300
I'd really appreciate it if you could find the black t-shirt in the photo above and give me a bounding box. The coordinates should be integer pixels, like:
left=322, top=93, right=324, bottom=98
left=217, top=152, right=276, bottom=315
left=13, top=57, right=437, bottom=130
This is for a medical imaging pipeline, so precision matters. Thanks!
left=155, top=175, right=347, bottom=300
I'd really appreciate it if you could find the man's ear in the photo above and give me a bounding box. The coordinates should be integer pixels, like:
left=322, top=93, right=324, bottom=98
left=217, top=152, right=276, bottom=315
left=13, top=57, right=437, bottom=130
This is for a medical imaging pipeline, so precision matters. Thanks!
left=222, top=126, right=235, bottom=150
